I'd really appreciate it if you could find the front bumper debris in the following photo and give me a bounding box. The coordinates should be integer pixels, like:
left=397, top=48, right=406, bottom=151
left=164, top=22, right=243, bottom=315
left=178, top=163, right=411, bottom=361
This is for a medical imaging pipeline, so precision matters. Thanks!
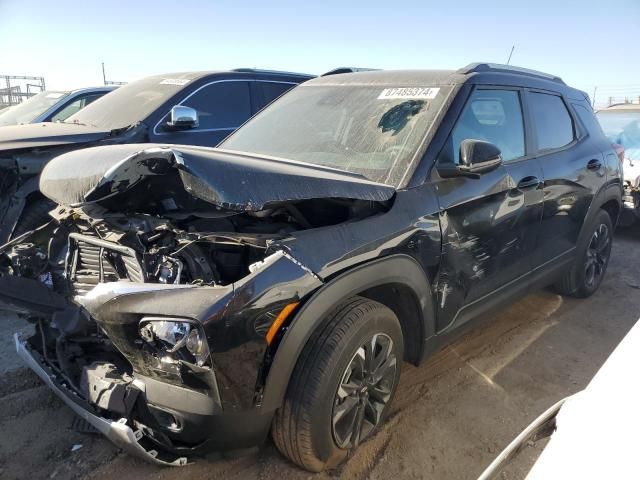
left=14, top=333, right=188, bottom=466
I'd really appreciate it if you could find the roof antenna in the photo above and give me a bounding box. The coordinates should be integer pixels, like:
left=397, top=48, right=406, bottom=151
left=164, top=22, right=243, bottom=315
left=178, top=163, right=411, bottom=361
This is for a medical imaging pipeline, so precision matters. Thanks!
left=506, top=45, right=515, bottom=65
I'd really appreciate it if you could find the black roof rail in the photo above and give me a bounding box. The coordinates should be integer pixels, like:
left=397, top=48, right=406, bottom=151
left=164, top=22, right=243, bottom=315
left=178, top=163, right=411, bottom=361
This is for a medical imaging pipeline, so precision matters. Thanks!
left=321, top=67, right=380, bottom=76
left=232, top=68, right=313, bottom=77
left=458, top=63, right=565, bottom=85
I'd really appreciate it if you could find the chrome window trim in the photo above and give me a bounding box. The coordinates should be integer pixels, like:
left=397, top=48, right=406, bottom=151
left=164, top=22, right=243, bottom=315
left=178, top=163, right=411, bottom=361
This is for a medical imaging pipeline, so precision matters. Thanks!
left=152, top=79, right=297, bottom=136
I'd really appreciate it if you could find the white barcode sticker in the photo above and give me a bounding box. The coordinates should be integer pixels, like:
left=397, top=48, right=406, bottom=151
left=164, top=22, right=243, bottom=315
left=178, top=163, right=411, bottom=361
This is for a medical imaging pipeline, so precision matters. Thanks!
left=378, top=87, right=440, bottom=100
left=160, top=78, right=191, bottom=86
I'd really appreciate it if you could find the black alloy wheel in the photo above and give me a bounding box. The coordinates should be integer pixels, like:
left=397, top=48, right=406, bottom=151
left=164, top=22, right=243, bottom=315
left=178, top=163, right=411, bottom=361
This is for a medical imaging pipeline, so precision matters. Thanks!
left=332, top=333, right=397, bottom=449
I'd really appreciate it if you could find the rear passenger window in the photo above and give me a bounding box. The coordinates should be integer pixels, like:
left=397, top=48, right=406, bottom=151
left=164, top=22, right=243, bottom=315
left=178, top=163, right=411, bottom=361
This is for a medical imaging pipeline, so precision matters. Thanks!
left=450, top=89, right=525, bottom=163
left=251, top=82, right=295, bottom=112
left=183, top=81, right=251, bottom=129
left=529, top=92, right=574, bottom=150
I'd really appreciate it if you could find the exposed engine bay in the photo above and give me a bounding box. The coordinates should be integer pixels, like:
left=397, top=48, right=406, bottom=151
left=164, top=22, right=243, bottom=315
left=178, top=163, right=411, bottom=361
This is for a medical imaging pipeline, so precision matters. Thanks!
left=2, top=195, right=384, bottom=289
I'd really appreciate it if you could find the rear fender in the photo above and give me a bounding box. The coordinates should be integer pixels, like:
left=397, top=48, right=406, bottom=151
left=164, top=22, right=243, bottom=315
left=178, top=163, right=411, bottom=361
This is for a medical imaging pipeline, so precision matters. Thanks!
left=579, top=182, right=622, bottom=239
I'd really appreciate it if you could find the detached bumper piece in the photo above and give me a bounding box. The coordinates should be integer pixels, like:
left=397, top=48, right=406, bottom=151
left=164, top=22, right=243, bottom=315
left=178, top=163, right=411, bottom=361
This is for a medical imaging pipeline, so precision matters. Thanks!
left=14, top=333, right=188, bottom=466
left=476, top=396, right=569, bottom=480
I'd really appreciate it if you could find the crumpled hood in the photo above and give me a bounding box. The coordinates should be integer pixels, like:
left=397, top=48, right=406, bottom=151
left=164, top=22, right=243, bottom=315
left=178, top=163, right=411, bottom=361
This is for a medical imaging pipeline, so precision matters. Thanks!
left=0, top=122, right=110, bottom=152
left=39, top=143, right=396, bottom=211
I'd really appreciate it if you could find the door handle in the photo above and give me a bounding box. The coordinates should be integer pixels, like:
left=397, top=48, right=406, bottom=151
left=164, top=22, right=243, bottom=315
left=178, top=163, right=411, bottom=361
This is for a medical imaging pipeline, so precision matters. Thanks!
left=516, top=176, right=540, bottom=190
left=587, top=159, right=602, bottom=170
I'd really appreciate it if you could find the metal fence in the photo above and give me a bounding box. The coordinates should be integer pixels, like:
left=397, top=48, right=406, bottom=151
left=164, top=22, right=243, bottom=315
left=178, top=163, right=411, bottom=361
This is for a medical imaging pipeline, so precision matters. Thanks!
left=592, top=85, right=640, bottom=109
left=0, top=75, right=46, bottom=108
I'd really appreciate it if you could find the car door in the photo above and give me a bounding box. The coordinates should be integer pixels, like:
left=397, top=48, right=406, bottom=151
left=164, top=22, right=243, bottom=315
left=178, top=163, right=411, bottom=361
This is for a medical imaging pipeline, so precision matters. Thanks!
left=525, top=90, right=604, bottom=269
left=151, top=81, right=252, bottom=147
left=433, top=87, right=544, bottom=331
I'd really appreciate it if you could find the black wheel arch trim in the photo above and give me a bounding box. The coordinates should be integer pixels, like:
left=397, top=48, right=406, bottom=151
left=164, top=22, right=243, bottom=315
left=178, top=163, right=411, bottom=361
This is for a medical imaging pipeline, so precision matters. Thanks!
left=260, top=253, right=436, bottom=411
left=580, top=183, right=622, bottom=241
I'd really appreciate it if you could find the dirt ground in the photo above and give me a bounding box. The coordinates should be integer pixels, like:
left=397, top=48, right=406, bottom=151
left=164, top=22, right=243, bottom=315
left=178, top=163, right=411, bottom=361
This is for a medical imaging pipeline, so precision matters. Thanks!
left=1, top=224, right=639, bottom=480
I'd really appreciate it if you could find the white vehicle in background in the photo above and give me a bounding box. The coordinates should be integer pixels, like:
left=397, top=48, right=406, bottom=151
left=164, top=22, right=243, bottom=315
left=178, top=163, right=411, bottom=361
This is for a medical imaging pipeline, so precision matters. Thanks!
left=478, top=318, right=640, bottom=479
left=597, top=104, right=640, bottom=225
left=0, top=86, right=117, bottom=127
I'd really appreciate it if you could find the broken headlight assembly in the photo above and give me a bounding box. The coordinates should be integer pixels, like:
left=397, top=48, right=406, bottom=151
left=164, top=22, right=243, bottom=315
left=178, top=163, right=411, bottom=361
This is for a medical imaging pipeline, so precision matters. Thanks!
left=139, top=318, right=210, bottom=366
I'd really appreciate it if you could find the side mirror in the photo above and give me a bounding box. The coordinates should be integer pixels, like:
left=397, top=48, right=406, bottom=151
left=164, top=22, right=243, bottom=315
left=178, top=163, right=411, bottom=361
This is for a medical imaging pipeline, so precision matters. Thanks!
left=165, top=105, right=199, bottom=130
left=438, top=139, right=503, bottom=179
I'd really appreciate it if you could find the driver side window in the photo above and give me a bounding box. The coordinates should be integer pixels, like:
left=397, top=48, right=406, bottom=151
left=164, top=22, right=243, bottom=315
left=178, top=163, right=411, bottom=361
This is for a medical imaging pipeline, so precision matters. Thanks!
left=451, top=89, right=525, bottom=164
left=182, top=81, right=251, bottom=130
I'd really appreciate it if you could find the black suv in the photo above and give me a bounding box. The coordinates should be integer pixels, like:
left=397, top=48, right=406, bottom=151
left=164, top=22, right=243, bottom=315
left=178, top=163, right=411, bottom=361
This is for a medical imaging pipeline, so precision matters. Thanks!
left=0, top=64, right=621, bottom=471
left=0, top=69, right=313, bottom=243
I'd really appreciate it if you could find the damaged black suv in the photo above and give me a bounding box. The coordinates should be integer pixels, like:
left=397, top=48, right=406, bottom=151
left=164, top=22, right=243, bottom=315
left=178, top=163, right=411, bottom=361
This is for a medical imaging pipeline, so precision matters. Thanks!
left=0, top=64, right=622, bottom=471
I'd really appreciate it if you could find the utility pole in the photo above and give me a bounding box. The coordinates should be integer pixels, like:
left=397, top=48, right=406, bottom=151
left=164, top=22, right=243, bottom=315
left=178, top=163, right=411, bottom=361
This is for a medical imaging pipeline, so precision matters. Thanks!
left=101, top=62, right=107, bottom=86
left=592, top=86, right=597, bottom=108
left=506, top=45, right=515, bottom=65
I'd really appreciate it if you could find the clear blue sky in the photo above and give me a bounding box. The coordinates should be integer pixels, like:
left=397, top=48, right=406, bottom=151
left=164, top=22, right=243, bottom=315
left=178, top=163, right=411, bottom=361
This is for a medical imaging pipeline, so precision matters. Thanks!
left=1, top=0, right=639, bottom=101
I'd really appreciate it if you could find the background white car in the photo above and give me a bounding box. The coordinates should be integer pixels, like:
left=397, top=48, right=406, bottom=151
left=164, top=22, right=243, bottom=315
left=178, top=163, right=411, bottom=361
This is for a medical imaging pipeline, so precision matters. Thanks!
left=597, top=104, right=640, bottom=225
left=479, top=317, right=640, bottom=479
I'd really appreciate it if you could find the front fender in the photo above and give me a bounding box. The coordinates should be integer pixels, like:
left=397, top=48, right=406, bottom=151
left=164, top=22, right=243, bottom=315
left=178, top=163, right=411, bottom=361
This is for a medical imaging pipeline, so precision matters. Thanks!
left=261, top=253, right=436, bottom=411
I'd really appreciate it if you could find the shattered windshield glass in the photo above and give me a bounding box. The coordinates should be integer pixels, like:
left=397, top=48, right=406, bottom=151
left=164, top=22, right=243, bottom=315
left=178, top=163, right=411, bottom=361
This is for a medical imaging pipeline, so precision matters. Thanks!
left=220, top=84, right=452, bottom=187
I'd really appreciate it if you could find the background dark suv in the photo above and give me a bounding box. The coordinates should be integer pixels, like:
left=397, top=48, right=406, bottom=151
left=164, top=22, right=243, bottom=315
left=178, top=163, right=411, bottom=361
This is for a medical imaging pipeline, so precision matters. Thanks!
left=1, top=63, right=622, bottom=471
left=0, top=68, right=313, bottom=242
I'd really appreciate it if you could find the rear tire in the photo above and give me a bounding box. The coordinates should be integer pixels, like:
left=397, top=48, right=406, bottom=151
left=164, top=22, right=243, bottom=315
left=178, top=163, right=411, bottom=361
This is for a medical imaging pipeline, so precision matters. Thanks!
left=555, top=209, right=613, bottom=298
left=272, top=297, right=403, bottom=472
left=11, top=198, right=55, bottom=239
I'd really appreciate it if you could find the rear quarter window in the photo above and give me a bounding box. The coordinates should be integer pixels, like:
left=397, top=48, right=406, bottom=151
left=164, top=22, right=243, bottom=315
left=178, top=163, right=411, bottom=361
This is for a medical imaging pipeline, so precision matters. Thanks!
left=573, top=103, right=607, bottom=138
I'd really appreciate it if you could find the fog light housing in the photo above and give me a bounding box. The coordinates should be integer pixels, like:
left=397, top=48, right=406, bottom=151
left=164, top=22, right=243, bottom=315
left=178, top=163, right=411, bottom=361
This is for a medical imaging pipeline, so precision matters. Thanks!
left=139, top=317, right=210, bottom=366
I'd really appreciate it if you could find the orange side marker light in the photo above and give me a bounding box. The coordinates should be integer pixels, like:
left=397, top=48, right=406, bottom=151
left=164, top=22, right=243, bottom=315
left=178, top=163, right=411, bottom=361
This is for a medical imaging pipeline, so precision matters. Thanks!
left=265, top=302, right=300, bottom=346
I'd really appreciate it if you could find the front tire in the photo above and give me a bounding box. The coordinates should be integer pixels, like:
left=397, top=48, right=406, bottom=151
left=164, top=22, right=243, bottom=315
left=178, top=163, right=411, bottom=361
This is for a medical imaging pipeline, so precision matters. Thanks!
left=272, top=297, right=403, bottom=472
left=555, top=209, right=613, bottom=298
